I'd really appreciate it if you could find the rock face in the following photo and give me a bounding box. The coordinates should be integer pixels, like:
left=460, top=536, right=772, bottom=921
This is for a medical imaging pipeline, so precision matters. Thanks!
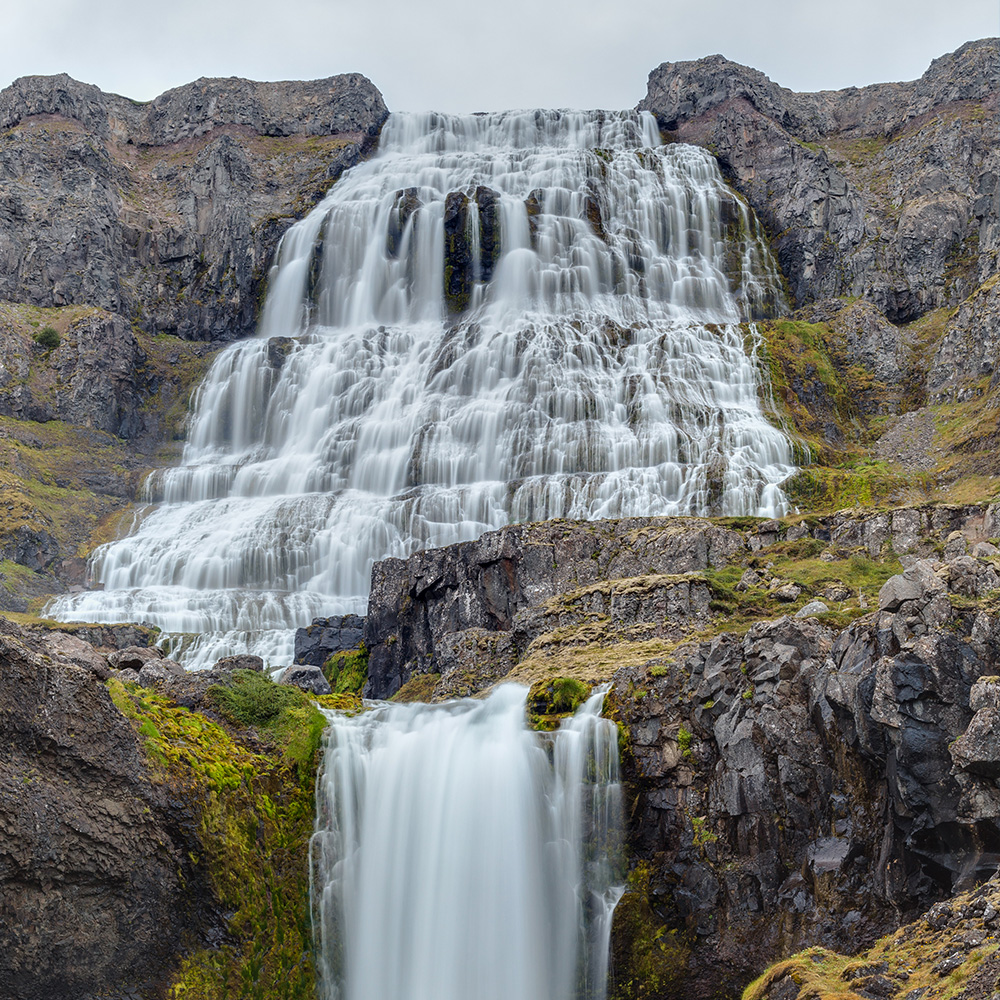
left=639, top=39, right=999, bottom=321
left=294, top=613, right=366, bottom=667
left=364, top=517, right=745, bottom=698
left=0, top=72, right=388, bottom=342
left=0, top=617, right=208, bottom=999
left=361, top=502, right=1000, bottom=998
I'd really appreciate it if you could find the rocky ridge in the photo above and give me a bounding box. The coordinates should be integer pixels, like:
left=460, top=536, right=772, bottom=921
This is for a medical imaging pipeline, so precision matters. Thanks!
left=360, top=504, right=1000, bottom=998
left=0, top=72, right=388, bottom=342
left=639, top=39, right=999, bottom=322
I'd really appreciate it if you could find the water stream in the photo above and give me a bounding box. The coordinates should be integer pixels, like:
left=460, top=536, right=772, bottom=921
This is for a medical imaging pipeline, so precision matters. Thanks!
left=50, top=109, right=794, bottom=667
left=310, top=685, right=623, bottom=1000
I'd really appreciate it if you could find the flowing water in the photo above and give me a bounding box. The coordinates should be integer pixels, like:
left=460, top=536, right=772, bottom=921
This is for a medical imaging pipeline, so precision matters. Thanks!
left=310, top=685, right=623, bottom=1000
left=49, top=109, right=794, bottom=666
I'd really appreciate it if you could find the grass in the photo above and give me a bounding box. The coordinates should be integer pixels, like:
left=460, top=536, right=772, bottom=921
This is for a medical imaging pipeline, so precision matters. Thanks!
left=108, top=675, right=326, bottom=999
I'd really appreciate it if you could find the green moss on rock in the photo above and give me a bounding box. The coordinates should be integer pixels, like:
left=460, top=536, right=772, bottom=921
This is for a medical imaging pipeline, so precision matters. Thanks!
left=322, top=644, right=368, bottom=696
left=107, top=676, right=326, bottom=998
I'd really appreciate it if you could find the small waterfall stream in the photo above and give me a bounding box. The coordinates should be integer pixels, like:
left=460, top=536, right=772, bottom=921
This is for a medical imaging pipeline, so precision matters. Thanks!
left=49, top=108, right=794, bottom=667
left=310, top=686, right=623, bottom=1000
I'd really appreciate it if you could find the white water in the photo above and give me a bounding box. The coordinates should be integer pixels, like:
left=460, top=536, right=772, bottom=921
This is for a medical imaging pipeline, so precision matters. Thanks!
left=310, top=685, right=623, bottom=1000
left=49, top=109, right=794, bottom=667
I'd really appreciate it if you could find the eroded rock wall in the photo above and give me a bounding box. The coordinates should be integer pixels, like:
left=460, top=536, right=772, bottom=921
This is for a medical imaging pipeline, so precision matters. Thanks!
left=0, top=72, right=388, bottom=342
left=638, top=39, right=999, bottom=322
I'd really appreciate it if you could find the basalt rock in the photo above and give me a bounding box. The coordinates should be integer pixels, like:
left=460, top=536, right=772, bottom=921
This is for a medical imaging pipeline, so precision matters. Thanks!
left=0, top=616, right=209, bottom=1000
left=364, top=516, right=745, bottom=699
left=639, top=39, right=999, bottom=320
left=0, top=71, right=388, bottom=343
left=293, top=614, right=366, bottom=667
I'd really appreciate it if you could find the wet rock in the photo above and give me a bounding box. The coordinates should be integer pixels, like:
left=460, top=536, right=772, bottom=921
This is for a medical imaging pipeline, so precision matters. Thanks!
left=443, top=191, right=473, bottom=313
left=279, top=664, right=331, bottom=696
left=294, top=614, right=365, bottom=667
left=213, top=654, right=264, bottom=673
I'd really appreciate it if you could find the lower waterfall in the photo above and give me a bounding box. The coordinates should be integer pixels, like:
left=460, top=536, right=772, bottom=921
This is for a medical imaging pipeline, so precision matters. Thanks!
left=310, top=686, right=623, bottom=1000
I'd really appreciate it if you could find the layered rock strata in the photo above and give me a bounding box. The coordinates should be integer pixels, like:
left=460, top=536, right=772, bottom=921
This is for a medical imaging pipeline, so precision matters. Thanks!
left=0, top=72, right=388, bottom=342
left=639, top=39, right=999, bottom=322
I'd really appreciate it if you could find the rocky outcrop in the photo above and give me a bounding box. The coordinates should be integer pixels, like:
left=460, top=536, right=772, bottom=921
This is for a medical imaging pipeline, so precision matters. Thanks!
left=747, top=871, right=1000, bottom=1000
left=926, top=275, right=1000, bottom=402
left=639, top=39, right=999, bottom=321
left=294, top=613, right=366, bottom=667
left=0, top=616, right=209, bottom=999
left=0, top=72, right=388, bottom=343
left=364, top=516, right=745, bottom=698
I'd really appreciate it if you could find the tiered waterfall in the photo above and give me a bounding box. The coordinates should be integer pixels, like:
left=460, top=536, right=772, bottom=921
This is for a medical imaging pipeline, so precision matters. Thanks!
left=50, top=109, right=794, bottom=666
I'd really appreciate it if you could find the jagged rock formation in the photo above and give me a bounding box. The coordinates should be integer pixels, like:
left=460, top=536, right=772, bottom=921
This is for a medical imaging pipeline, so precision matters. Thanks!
left=746, top=872, right=1000, bottom=1000
left=0, top=617, right=208, bottom=1000
left=0, top=72, right=388, bottom=342
left=639, top=39, right=999, bottom=322
left=364, top=517, right=744, bottom=699
left=362, top=504, right=1000, bottom=998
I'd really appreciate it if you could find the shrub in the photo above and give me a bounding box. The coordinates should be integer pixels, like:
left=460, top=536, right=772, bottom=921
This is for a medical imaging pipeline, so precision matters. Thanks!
left=33, top=326, right=60, bottom=351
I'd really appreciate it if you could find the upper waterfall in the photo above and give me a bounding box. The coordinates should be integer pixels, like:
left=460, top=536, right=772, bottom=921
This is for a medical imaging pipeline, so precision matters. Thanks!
left=50, top=109, right=795, bottom=667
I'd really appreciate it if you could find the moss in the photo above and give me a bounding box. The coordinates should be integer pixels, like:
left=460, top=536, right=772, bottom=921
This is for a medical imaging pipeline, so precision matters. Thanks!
left=391, top=673, right=441, bottom=703
left=107, top=677, right=324, bottom=999
left=610, top=861, right=692, bottom=1000
left=525, top=676, right=592, bottom=728
left=677, top=724, right=693, bottom=758
left=206, top=670, right=326, bottom=781
left=321, top=644, right=368, bottom=696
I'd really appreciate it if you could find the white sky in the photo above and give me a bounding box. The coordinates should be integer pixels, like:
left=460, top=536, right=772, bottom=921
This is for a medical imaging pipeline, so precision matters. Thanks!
left=3, top=0, right=997, bottom=112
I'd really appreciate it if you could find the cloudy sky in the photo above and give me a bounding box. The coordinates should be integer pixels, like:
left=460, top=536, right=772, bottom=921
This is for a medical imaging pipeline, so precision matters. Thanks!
left=3, top=0, right=996, bottom=112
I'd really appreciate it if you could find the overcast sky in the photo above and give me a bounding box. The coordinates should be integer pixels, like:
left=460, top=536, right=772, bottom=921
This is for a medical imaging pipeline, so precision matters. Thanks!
left=3, top=0, right=997, bottom=112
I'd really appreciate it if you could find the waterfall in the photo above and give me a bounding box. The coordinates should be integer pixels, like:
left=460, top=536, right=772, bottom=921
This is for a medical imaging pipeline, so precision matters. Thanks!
left=310, top=685, right=623, bottom=1000
left=49, top=109, right=795, bottom=667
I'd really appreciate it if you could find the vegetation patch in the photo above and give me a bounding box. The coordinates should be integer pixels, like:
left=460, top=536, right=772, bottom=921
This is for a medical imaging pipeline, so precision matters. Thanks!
left=391, top=672, right=441, bottom=703
left=610, top=861, right=693, bottom=1000
left=107, top=676, right=326, bottom=999
left=526, top=676, right=592, bottom=729
left=321, top=644, right=368, bottom=696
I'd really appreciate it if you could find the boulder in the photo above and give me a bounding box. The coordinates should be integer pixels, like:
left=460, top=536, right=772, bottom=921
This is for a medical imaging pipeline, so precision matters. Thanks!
left=137, top=658, right=185, bottom=688
left=279, top=665, right=331, bottom=696
left=213, top=654, right=264, bottom=673
left=108, top=645, right=163, bottom=671
left=795, top=600, right=829, bottom=618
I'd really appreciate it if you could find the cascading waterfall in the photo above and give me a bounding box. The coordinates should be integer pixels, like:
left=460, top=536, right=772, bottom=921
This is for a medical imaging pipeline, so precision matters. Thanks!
left=49, top=109, right=795, bottom=667
left=310, top=685, right=623, bottom=1000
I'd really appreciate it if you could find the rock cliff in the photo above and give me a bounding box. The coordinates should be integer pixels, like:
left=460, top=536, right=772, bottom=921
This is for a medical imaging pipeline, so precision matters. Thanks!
left=362, top=504, right=1000, bottom=998
left=639, top=39, right=999, bottom=322
left=0, top=72, right=388, bottom=342
left=0, top=615, right=330, bottom=1000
